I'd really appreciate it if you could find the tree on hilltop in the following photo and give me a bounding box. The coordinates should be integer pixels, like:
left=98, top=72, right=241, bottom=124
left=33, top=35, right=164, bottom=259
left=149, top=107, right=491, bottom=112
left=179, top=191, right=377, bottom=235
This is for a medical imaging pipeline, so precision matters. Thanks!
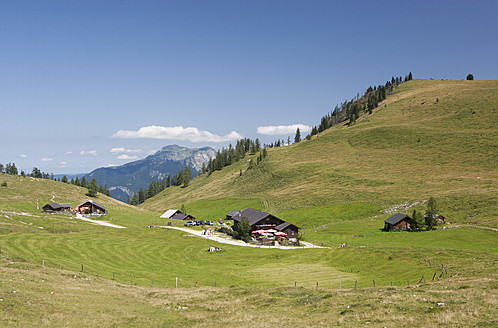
left=466, top=74, right=474, bottom=80
left=294, top=127, right=301, bottom=143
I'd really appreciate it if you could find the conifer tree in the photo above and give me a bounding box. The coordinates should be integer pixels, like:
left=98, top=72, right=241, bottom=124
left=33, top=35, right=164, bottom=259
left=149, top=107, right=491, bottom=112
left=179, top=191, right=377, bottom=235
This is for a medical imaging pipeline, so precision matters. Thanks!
left=294, top=128, right=301, bottom=143
left=86, top=178, right=98, bottom=197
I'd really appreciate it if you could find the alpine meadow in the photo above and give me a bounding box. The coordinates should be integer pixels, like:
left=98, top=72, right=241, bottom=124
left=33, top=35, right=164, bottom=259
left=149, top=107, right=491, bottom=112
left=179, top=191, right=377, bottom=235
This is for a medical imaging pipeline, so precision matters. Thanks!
left=0, top=78, right=497, bottom=327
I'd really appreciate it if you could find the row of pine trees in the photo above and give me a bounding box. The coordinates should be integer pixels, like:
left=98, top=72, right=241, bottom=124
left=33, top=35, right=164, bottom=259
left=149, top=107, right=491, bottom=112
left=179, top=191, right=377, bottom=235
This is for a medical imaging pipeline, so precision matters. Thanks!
left=307, top=72, right=413, bottom=138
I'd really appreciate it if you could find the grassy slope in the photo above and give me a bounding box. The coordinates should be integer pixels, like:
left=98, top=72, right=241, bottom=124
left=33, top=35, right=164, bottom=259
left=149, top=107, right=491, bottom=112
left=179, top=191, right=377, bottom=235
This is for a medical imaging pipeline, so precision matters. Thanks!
left=0, top=79, right=496, bottom=327
left=142, top=79, right=497, bottom=227
left=0, top=174, right=140, bottom=213
left=1, top=261, right=496, bottom=327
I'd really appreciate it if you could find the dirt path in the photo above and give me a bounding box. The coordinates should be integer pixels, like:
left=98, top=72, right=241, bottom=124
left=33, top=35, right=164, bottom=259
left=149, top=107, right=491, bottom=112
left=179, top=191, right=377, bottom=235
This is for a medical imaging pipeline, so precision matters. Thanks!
left=74, top=213, right=126, bottom=229
left=159, top=226, right=327, bottom=249
left=445, top=224, right=498, bottom=232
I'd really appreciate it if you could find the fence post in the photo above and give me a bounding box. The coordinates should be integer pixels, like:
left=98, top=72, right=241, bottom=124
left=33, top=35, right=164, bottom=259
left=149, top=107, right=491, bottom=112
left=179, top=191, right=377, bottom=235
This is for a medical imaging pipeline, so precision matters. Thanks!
left=339, top=281, right=341, bottom=289
left=195, top=281, right=197, bottom=287
left=152, top=276, right=154, bottom=287
left=316, top=281, right=318, bottom=289
left=295, top=281, right=296, bottom=287
left=215, top=281, right=217, bottom=287
left=355, top=280, right=357, bottom=289
left=391, top=281, right=393, bottom=287
left=42, top=259, right=44, bottom=267
left=113, top=272, right=115, bottom=280
left=176, top=277, right=178, bottom=288
left=373, top=279, right=375, bottom=287
left=407, top=280, right=409, bottom=287
left=59, top=263, right=61, bottom=270
left=81, top=264, right=84, bottom=272
left=131, top=275, right=133, bottom=285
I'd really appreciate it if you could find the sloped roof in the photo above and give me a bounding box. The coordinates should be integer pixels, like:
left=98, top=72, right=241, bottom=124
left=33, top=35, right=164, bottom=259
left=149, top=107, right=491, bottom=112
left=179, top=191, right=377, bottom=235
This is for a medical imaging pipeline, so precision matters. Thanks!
left=275, top=222, right=300, bottom=231
left=60, top=203, right=71, bottom=208
left=76, top=199, right=106, bottom=211
left=385, top=213, right=411, bottom=225
left=237, top=208, right=284, bottom=226
left=226, top=210, right=241, bottom=219
left=43, top=203, right=62, bottom=210
left=160, top=209, right=181, bottom=218
left=173, top=213, right=195, bottom=220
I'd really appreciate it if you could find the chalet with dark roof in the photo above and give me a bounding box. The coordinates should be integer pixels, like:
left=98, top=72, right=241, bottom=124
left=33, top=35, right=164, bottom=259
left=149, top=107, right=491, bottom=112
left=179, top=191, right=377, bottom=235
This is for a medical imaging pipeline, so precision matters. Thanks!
left=42, top=202, right=71, bottom=213
left=231, top=208, right=300, bottom=237
left=384, top=213, right=414, bottom=231
left=75, top=200, right=107, bottom=215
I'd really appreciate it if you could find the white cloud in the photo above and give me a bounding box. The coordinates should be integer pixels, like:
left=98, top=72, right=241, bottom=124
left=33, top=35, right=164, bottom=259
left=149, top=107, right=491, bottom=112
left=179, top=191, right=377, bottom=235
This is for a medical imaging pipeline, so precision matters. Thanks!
left=65, top=151, right=73, bottom=155
left=106, top=164, right=118, bottom=167
left=109, top=147, right=141, bottom=154
left=111, top=125, right=243, bottom=143
left=80, top=150, right=99, bottom=156
left=60, top=161, right=67, bottom=165
left=19, top=154, right=27, bottom=158
left=257, top=124, right=311, bottom=135
left=41, top=158, right=53, bottom=162
left=117, top=154, right=138, bottom=160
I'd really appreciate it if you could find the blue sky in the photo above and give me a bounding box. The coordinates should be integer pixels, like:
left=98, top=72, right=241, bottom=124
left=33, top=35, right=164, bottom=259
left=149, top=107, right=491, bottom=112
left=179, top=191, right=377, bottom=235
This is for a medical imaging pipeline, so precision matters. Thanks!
left=1, top=0, right=497, bottom=174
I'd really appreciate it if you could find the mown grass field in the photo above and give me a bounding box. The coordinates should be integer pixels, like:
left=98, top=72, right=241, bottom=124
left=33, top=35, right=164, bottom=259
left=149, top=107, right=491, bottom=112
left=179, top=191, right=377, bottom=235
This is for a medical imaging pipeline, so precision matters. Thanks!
left=0, top=173, right=496, bottom=326
left=0, top=252, right=496, bottom=327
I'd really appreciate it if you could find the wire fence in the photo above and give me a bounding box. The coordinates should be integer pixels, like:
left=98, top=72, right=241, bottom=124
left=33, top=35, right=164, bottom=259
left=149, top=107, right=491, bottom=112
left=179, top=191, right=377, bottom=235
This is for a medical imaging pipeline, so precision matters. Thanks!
left=0, top=241, right=449, bottom=290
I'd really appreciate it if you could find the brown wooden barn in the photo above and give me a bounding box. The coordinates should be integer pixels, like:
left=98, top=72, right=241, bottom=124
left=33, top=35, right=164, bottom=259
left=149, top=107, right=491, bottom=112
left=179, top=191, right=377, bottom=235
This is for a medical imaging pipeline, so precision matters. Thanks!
left=384, top=213, right=414, bottom=231
left=275, top=222, right=300, bottom=238
left=42, top=202, right=71, bottom=213
left=75, top=200, right=107, bottom=215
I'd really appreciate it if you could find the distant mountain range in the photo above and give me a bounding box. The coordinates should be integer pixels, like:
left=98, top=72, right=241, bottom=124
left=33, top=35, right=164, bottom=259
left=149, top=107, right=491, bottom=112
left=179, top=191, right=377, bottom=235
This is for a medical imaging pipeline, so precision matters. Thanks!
left=84, top=145, right=216, bottom=202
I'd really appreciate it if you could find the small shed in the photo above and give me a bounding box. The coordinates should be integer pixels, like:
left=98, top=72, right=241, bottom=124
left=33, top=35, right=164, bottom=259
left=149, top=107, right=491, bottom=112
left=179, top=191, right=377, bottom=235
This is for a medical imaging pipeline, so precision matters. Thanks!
left=275, top=222, right=300, bottom=238
left=384, top=213, right=413, bottom=231
left=160, top=209, right=181, bottom=219
left=60, top=203, right=71, bottom=211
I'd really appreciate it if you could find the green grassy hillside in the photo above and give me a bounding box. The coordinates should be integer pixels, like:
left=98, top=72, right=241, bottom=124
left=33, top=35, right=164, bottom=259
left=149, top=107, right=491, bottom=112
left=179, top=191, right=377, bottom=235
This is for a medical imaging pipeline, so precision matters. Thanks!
left=0, top=174, right=138, bottom=212
left=142, top=79, right=498, bottom=227
left=0, top=79, right=496, bottom=327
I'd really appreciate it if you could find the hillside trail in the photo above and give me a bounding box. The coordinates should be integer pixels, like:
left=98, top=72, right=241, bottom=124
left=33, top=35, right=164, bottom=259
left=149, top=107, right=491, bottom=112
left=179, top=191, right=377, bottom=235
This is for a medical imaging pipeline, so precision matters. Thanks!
left=74, top=213, right=126, bottom=229
left=159, top=226, right=327, bottom=249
